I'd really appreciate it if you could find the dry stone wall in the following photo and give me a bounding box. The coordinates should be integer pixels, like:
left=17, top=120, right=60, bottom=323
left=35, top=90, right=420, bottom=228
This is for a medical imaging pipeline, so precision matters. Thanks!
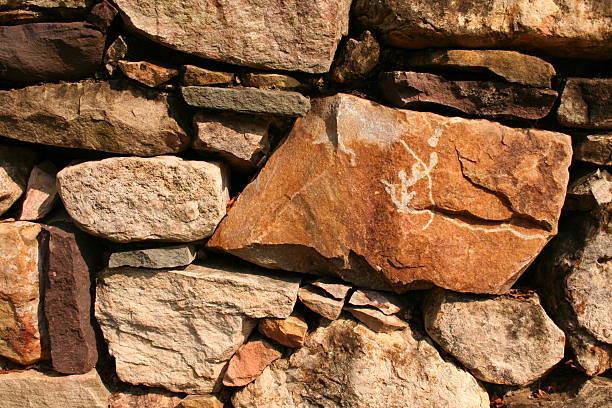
left=0, top=1, right=610, bottom=407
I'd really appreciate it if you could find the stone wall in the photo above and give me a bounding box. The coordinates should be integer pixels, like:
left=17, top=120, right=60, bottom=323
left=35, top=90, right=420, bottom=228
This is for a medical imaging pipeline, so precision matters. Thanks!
left=0, top=1, right=610, bottom=407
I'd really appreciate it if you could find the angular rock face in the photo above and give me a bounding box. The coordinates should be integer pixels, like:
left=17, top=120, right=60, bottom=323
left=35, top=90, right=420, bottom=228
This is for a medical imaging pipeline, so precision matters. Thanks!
left=258, top=314, right=308, bottom=348
left=0, top=22, right=104, bottom=82
left=181, top=66, right=234, bottom=86
left=233, top=318, right=489, bottom=408
left=0, top=0, right=85, bottom=9
left=223, top=339, right=281, bottom=387
left=0, top=144, right=37, bottom=216
left=298, top=285, right=345, bottom=320
left=108, top=244, right=197, bottom=269
left=113, top=0, right=352, bottom=73
left=352, top=0, right=612, bottom=59
left=423, top=290, right=565, bottom=386
left=0, top=221, right=47, bottom=365
left=43, top=224, right=98, bottom=374
left=118, top=61, right=179, bottom=88
left=558, top=78, right=612, bottom=129
left=331, top=30, right=380, bottom=83
left=0, top=81, right=189, bottom=156
left=110, top=389, right=182, bottom=408
left=241, top=73, right=303, bottom=90
left=182, top=86, right=311, bottom=117
left=0, top=369, right=110, bottom=408
left=208, top=94, right=572, bottom=294
left=536, top=203, right=612, bottom=375
left=346, top=307, right=409, bottom=333
left=19, top=160, right=58, bottom=221
left=193, top=111, right=273, bottom=171
left=564, top=170, right=612, bottom=212
left=95, top=258, right=300, bottom=393
left=57, top=156, right=229, bottom=243
left=182, top=395, right=224, bottom=408
left=574, top=134, right=612, bottom=166
left=402, top=49, right=555, bottom=88
left=380, top=71, right=558, bottom=120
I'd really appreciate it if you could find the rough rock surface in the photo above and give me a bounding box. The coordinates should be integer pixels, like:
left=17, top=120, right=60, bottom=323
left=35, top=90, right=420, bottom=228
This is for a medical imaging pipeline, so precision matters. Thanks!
left=331, top=30, right=380, bottom=83
left=0, top=0, right=85, bottom=9
left=113, top=0, right=351, bottom=73
left=233, top=318, right=489, bottom=408
left=19, top=160, right=58, bottom=221
left=564, top=170, right=612, bottom=212
left=223, top=339, right=281, bottom=387
left=424, top=290, right=565, bottom=386
left=536, top=203, right=612, bottom=375
left=43, top=224, right=98, bottom=374
left=109, top=389, right=182, bottom=408
left=57, top=156, right=229, bottom=243
left=346, top=307, right=409, bottom=333
left=402, top=49, right=555, bottom=88
left=258, top=314, right=308, bottom=348
left=182, top=66, right=234, bottom=86
left=351, top=0, right=612, bottom=59
left=108, top=245, right=197, bottom=269
left=182, top=86, right=311, bottom=117
left=241, top=73, right=302, bottom=90
left=0, top=144, right=37, bottom=216
left=0, top=369, right=110, bottom=408
left=558, top=78, right=612, bottom=129
left=380, top=71, right=558, bottom=120
left=208, top=94, right=572, bottom=294
left=104, top=36, right=128, bottom=76
left=118, top=61, right=178, bottom=87
left=298, top=286, right=345, bottom=320
left=0, top=221, right=47, bottom=365
left=311, top=279, right=352, bottom=300
left=193, top=111, right=273, bottom=171
left=0, top=22, right=104, bottom=82
left=348, top=289, right=402, bottom=315
left=574, top=134, right=612, bottom=166
left=95, top=258, right=300, bottom=393
left=0, top=80, right=189, bottom=156
left=182, top=395, right=224, bottom=408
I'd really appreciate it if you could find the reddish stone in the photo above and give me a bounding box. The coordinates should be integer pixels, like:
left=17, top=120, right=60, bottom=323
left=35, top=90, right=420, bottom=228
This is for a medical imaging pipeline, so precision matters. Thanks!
left=43, top=223, right=99, bottom=374
left=19, top=160, right=58, bottom=221
left=223, top=340, right=281, bottom=387
left=87, top=0, right=118, bottom=32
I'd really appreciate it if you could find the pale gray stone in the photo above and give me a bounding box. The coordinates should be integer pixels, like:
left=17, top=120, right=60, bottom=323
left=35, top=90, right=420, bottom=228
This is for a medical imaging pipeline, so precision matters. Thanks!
left=0, top=0, right=85, bottom=9
left=424, top=290, right=565, bottom=386
left=233, top=318, right=489, bottom=408
left=108, top=245, right=197, bottom=269
left=0, top=369, right=110, bottom=408
left=95, top=258, right=300, bottom=394
left=57, top=156, right=229, bottom=243
left=0, top=144, right=37, bottom=216
left=182, top=87, right=310, bottom=116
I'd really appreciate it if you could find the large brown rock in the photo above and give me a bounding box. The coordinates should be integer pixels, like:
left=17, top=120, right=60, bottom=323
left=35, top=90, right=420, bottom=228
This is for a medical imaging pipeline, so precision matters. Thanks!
left=113, top=0, right=352, bottom=73
left=0, top=144, right=37, bottom=216
left=0, top=80, right=189, bottom=156
left=57, top=156, right=229, bottom=243
left=0, top=221, right=47, bottom=365
left=43, top=224, right=98, bottom=374
left=352, top=0, right=612, bottom=59
left=0, top=22, right=104, bottom=82
left=380, top=71, right=558, bottom=120
left=208, top=94, right=572, bottom=294
left=233, top=318, right=489, bottom=408
left=557, top=78, right=612, bottom=129
left=536, top=203, right=612, bottom=375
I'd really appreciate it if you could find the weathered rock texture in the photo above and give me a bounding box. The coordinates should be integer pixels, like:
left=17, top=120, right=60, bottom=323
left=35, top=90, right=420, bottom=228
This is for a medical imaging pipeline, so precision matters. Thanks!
left=574, top=134, right=611, bottom=166
left=110, top=390, right=182, bottom=408
left=380, top=71, right=558, bottom=120
left=352, top=0, right=612, bottom=59
left=0, top=221, right=47, bottom=365
left=242, top=73, right=302, bottom=90
left=182, top=66, right=234, bottom=86
left=113, top=0, right=352, bottom=73
left=424, top=290, right=565, bottom=386
left=208, top=94, right=572, bottom=294
left=182, top=87, right=311, bottom=117
left=331, top=30, right=380, bottom=83
left=223, top=339, right=281, bottom=387
left=118, top=61, right=178, bottom=88
left=402, top=49, right=555, bottom=88
left=108, top=245, right=197, bottom=269
left=182, top=395, right=224, bottom=408
left=537, top=203, right=612, bottom=375
left=0, top=144, right=37, bottom=216
left=298, top=285, right=344, bottom=320
left=43, top=224, right=98, bottom=374
left=564, top=170, right=612, bottom=212
left=0, top=369, right=110, bottom=408
left=0, top=22, right=104, bottom=82
left=95, top=259, right=300, bottom=393
left=558, top=78, right=612, bottom=129
left=233, top=318, right=489, bottom=408
left=193, top=111, right=273, bottom=171
left=19, top=160, right=58, bottom=221
left=0, top=81, right=189, bottom=156
left=346, top=307, right=409, bottom=333
left=258, top=314, right=308, bottom=348
left=57, top=156, right=229, bottom=243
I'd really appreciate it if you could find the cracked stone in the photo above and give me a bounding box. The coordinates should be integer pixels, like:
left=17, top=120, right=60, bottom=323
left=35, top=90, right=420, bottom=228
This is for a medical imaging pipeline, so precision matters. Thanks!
left=346, top=307, right=409, bottom=333
left=564, top=170, right=612, bottom=212
left=298, top=286, right=344, bottom=320
left=348, top=289, right=403, bottom=315
left=0, top=144, right=37, bottom=217
left=558, top=78, right=612, bottom=129
left=310, top=278, right=352, bottom=300
left=208, top=93, right=572, bottom=294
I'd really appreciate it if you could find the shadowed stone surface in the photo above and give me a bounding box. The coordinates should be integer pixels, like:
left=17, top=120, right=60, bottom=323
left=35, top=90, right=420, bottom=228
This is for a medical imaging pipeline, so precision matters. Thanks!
left=352, top=0, right=612, bottom=59
left=574, top=134, right=612, bottom=166
left=424, top=290, right=565, bottom=386
left=208, top=94, right=572, bottom=294
left=113, top=0, right=352, bottom=73
left=0, top=81, right=190, bottom=156
left=233, top=318, right=489, bottom=408
left=331, top=30, right=380, bottom=83
left=95, top=258, right=300, bottom=393
left=298, top=286, right=344, bottom=320
left=558, top=78, right=612, bottom=129
left=57, top=156, right=229, bottom=243
left=19, top=160, right=58, bottom=221
left=0, top=144, right=37, bottom=216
